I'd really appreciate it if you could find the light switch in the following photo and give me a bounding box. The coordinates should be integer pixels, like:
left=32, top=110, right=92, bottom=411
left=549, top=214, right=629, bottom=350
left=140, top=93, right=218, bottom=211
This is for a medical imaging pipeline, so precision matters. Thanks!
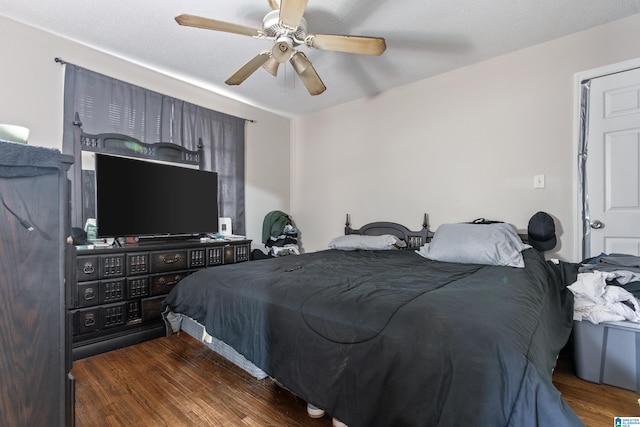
left=534, top=174, right=545, bottom=189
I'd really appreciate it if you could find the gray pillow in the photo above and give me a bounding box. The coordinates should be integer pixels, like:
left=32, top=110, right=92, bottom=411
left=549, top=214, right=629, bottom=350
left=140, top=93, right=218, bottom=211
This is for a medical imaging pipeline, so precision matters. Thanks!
left=415, top=223, right=531, bottom=268
left=328, top=234, right=407, bottom=251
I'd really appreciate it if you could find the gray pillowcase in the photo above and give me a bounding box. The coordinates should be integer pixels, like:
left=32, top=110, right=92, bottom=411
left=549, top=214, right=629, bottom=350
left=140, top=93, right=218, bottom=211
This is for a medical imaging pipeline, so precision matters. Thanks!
left=328, top=234, right=406, bottom=251
left=416, top=223, right=531, bottom=268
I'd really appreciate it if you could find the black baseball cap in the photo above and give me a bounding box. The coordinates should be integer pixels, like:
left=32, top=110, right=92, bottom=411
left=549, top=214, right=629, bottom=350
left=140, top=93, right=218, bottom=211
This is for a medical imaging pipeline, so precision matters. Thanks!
left=528, top=211, right=557, bottom=251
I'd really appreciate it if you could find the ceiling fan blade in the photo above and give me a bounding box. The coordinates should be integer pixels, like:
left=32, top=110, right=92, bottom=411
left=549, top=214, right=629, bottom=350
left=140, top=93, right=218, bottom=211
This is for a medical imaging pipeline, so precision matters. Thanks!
left=290, top=52, right=326, bottom=96
left=267, top=0, right=280, bottom=10
left=279, top=0, right=308, bottom=30
left=306, top=34, right=386, bottom=56
left=225, top=52, right=271, bottom=85
left=175, top=14, right=262, bottom=37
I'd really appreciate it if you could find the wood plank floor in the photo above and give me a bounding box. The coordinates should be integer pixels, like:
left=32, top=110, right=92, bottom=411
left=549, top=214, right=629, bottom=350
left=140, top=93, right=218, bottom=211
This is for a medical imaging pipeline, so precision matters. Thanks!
left=553, top=349, right=640, bottom=426
left=73, top=333, right=640, bottom=426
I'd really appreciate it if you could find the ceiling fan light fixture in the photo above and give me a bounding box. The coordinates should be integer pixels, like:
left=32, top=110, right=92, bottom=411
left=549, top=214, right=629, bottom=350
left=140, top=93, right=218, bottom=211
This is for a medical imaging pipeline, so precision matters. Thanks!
left=262, top=56, right=280, bottom=76
left=290, top=52, right=326, bottom=96
left=272, top=36, right=294, bottom=63
left=290, top=50, right=311, bottom=74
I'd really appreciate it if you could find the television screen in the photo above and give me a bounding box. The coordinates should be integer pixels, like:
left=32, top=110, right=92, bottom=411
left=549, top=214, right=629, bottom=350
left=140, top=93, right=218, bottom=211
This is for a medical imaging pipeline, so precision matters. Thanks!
left=95, top=153, right=219, bottom=238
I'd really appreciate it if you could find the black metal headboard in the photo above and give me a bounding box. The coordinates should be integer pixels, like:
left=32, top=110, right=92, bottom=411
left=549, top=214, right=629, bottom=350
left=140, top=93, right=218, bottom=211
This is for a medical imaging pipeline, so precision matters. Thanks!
left=345, top=213, right=433, bottom=249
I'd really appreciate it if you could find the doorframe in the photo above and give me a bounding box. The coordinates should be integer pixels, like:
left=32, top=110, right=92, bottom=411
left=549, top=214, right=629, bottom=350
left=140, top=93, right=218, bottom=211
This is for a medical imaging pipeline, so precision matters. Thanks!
left=573, top=57, right=640, bottom=261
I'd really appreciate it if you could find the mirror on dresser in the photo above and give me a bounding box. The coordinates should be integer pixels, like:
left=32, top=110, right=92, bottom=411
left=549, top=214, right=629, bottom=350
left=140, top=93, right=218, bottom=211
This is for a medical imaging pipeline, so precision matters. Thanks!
left=72, top=122, right=204, bottom=234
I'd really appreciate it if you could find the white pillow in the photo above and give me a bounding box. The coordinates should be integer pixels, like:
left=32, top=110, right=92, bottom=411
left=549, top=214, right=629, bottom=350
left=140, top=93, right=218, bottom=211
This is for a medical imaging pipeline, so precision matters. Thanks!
left=415, top=223, right=531, bottom=268
left=328, top=234, right=407, bottom=251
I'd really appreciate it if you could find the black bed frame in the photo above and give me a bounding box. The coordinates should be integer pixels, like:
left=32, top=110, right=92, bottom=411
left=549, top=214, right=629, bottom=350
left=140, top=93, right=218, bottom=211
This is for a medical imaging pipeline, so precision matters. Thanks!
left=344, top=213, right=433, bottom=249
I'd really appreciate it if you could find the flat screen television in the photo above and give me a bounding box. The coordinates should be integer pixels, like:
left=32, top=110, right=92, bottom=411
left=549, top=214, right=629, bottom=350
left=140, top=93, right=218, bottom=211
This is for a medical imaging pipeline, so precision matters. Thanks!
left=95, top=153, right=219, bottom=238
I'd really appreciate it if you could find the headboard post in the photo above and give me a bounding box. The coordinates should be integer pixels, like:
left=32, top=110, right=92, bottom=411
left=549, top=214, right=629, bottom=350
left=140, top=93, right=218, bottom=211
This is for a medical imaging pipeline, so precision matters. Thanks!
left=197, top=137, right=205, bottom=170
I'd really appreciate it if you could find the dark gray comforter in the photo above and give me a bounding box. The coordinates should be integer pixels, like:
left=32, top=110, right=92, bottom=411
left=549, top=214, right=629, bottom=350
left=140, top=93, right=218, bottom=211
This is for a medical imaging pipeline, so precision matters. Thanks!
left=162, top=248, right=584, bottom=427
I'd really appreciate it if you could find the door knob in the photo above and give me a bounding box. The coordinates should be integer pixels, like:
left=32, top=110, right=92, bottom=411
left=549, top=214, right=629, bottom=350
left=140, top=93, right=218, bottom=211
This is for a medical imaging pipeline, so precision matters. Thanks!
left=590, top=220, right=604, bottom=229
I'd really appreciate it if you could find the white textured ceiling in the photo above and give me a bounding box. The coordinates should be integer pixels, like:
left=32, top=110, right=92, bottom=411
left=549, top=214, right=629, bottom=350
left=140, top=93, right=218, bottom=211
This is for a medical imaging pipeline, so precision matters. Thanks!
left=1, top=0, right=639, bottom=117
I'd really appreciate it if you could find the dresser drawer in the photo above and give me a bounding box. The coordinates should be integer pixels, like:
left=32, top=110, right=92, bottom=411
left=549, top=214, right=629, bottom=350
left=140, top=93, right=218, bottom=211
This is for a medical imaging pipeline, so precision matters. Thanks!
left=126, top=300, right=142, bottom=324
left=234, top=243, right=250, bottom=263
left=189, top=248, right=207, bottom=268
left=150, top=271, right=187, bottom=296
left=77, top=282, right=99, bottom=308
left=127, top=253, right=149, bottom=276
left=223, top=246, right=235, bottom=264
left=127, top=276, right=149, bottom=299
left=101, top=279, right=126, bottom=303
left=101, top=302, right=127, bottom=329
left=100, top=254, right=125, bottom=278
left=141, top=296, right=165, bottom=321
left=149, top=250, right=187, bottom=272
left=222, top=243, right=251, bottom=264
left=73, top=302, right=128, bottom=336
left=76, top=256, right=99, bottom=282
left=76, top=278, right=125, bottom=308
left=208, top=246, right=223, bottom=266
left=76, top=254, right=126, bottom=282
left=74, top=307, right=100, bottom=335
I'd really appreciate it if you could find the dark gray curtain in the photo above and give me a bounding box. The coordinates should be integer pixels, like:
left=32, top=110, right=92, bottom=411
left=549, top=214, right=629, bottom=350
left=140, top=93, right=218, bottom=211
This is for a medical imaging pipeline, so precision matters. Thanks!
left=62, top=64, right=245, bottom=234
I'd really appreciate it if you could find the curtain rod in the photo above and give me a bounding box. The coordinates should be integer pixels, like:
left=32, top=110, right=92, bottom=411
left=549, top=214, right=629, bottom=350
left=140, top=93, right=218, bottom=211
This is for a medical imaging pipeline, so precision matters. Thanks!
left=54, top=56, right=256, bottom=123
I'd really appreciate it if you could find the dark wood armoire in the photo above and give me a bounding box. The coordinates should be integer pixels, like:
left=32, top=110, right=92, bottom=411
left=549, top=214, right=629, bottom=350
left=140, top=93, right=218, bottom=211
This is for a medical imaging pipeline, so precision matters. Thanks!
left=0, top=140, right=74, bottom=426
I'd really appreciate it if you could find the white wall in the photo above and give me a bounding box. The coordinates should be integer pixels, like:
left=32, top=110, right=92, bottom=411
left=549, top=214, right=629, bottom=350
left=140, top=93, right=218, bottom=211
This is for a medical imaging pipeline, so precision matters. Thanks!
left=291, top=14, right=640, bottom=261
left=5, top=14, right=640, bottom=259
left=0, top=16, right=291, bottom=244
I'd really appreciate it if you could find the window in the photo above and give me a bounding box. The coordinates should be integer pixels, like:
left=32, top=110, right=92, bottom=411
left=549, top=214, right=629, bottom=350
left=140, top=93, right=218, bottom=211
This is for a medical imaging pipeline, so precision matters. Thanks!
left=62, top=64, right=246, bottom=234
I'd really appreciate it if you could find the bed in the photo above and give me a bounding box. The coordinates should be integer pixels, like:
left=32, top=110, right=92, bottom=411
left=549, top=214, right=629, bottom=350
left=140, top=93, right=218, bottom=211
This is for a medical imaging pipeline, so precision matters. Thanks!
left=162, top=216, right=583, bottom=427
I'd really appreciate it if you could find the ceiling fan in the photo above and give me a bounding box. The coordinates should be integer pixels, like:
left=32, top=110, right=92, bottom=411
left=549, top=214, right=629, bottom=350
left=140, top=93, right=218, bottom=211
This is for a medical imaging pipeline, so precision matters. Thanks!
left=175, top=0, right=386, bottom=96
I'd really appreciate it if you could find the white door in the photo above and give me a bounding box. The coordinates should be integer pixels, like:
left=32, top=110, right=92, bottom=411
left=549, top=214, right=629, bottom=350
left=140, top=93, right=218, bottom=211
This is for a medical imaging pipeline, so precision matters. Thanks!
left=585, top=67, right=640, bottom=257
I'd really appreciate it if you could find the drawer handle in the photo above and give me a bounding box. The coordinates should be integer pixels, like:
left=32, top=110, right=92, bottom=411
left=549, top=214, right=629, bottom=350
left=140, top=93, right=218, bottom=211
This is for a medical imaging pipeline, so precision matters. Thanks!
left=159, top=275, right=183, bottom=286
left=83, top=288, right=96, bottom=301
left=83, top=263, right=95, bottom=274
left=159, top=254, right=182, bottom=264
left=84, top=314, right=96, bottom=327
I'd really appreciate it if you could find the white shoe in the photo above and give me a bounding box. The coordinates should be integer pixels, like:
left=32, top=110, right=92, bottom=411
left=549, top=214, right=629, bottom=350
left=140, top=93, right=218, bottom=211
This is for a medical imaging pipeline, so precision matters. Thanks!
left=306, top=403, right=325, bottom=418
left=332, top=418, right=348, bottom=427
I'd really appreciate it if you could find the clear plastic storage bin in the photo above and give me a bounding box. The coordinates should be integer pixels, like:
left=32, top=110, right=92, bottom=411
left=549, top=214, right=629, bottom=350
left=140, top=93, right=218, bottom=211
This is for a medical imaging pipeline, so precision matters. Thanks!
left=573, top=320, right=640, bottom=392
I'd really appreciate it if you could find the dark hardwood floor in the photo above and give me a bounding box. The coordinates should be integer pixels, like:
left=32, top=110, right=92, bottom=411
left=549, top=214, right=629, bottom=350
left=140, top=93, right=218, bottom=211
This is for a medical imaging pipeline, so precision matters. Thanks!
left=553, top=350, right=640, bottom=426
left=72, top=333, right=640, bottom=426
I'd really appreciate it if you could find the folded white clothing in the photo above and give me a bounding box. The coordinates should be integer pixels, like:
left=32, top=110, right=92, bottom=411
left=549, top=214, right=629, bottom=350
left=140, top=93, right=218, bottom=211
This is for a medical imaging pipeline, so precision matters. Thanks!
left=271, top=244, right=300, bottom=256
left=569, top=271, right=640, bottom=324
